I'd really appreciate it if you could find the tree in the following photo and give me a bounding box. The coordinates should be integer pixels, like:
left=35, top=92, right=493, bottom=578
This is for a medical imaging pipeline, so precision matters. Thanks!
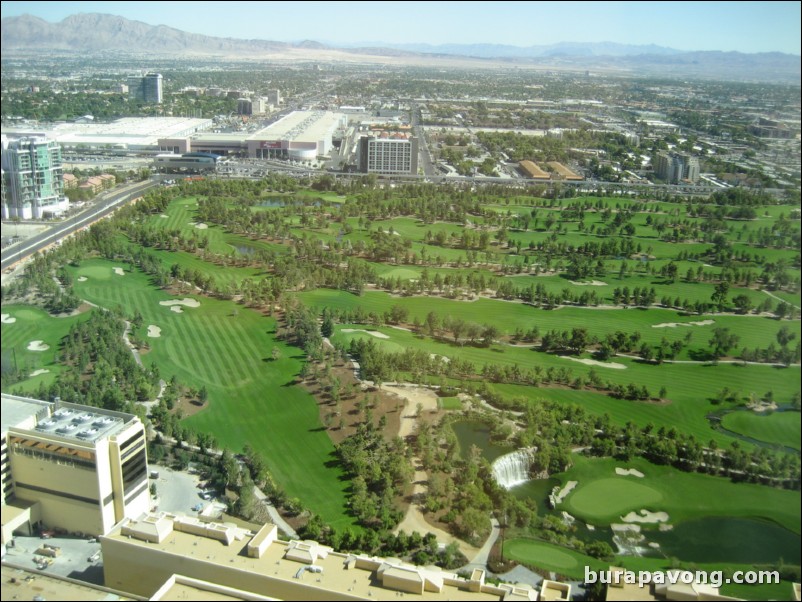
left=711, top=281, right=729, bottom=312
left=709, top=327, right=740, bottom=360
left=732, top=294, right=752, bottom=314
left=271, top=346, right=282, bottom=361
left=198, top=385, right=209, bottom=404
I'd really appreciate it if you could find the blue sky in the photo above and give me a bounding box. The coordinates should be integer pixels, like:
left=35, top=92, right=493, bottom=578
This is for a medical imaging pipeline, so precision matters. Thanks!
left=2, top=1, right=800, bottom=54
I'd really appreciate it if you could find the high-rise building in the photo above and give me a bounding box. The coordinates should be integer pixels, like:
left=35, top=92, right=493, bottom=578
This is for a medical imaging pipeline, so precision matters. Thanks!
left=655, top=152, right=699, bottom=184
left=266, top=89, right=281, bottom=106
left=143, top=73, right=163, bottom=104
left=128, top=73, right=163, bottom=104
left=358, top=136, right=419, bottom=175
left=1, top=394, right=150, bottom=542
left=1, top=135, right=68, bottom=219
left=237, top=97, right=253, bottom=116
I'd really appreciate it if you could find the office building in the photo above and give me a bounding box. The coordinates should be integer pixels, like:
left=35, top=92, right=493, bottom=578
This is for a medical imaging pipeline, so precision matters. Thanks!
left=358, top=135, right=419, bottom=175
left=655, top=152, right=700, bottom=184
left=266, top=89, right=281, bottom=106
left=1, top=394, right=150, bottom=542
left=128, top=72, right=163, bottom=104
left=103, top=512, right=560, bottom=600
left=237, top=97, right=253, bottom=116
left=1, top=135, right=68, bottom=219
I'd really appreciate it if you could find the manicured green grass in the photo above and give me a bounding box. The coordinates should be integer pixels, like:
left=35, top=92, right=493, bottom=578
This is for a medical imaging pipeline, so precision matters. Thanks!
left=503, top=539, right=606, bottom=577
left=301, top=289, right=800, bottom=355
left=1, top=304, right=91, bottom=390
left=506, top=535, right=795, bottom=597
left=331, top=322, right=799, bottom=449
left=721, top=411, right=801, bottom=451
left=69, top=259, right=355, bottom=529
left=558, top=455, right=800, bottom=533
left=438, top=397, right=462, bottom=410
left=568, top=478, right=663, bottom=517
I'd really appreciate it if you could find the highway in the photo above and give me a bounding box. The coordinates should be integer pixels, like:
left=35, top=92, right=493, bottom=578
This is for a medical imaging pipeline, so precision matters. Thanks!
left=1, top=177, right=160, bottom=271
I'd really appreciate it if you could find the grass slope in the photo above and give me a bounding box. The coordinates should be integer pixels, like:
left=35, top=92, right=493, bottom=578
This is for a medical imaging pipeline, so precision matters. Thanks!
left=70, top=259, right=355, bottom=529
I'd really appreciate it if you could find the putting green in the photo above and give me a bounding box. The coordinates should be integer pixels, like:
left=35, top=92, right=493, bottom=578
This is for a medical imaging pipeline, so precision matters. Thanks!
left=76, top=264, right=116, bottom=280
left=504, top=539, right=592, bottom=573
left=566, top=478, right=663, bottom=518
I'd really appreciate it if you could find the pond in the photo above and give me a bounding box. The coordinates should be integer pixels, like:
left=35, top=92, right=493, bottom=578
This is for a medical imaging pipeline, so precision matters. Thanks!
left=450, top=419, right=801, bottom=565
left=651, top=517, right=801, bottom=565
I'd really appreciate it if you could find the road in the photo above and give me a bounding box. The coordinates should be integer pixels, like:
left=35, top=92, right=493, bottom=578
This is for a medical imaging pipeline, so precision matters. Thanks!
left=1, top=177, right=160, bottom=271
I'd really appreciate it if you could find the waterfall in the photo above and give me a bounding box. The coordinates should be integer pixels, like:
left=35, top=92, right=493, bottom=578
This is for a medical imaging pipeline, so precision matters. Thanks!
left=491, top=448, right=536, bottom=489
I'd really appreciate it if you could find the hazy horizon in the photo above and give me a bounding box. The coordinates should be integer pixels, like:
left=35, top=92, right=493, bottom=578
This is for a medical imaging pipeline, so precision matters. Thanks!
left=2, top=0, right=800, bottom=55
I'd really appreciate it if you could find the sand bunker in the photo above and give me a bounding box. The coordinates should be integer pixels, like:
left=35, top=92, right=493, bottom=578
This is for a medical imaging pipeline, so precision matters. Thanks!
left=430, top=353, right=450, bottom=363
left=652, top=319, right=715, bottom=329
left=170, top=306, right=183, bottom=313
left=621, top=510, right=670, bottom=524
left=570, top=280, right=608, bottom=286
left=27, top=340, right=50, bottom=351
left=160, top=214, right=169, bottom=218
left=195, top=223, right=209, bottom=230
left=113, top=267, right=125, bottom=276
left=159, top=298, right=201, bottom=310
left=1, top=314, right=16, bottom=324
left=77, top=276, right=88, bottom=282
left=147, top=325, right=162, bottom=338
left=341, top=328, right=390, bottom=339
left=29, top=369, right=50, bottom=377
left=562, top=356, right=627, bottom=369
left=552, top=481, right=578, bottom=505
left=616, top=468, right=645, bottom=478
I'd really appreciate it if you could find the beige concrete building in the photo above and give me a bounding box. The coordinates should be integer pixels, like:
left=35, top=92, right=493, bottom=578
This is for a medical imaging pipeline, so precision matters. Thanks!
left=605, top=566, right=743, bottom=602
left=1, top=564, right=141, bottom=601
left=102, top=512, right=557, bottom=601
left=1, top=394, right=150, bottom=542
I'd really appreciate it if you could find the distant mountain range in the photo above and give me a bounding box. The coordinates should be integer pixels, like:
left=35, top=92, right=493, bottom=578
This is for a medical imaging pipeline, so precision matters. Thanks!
left=336, top=41, right=684, bottom=58
left=2, top=13, right=799, bottom=83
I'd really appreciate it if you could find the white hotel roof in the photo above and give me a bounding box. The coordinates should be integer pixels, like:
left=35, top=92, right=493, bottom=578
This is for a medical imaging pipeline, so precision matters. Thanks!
left=249, top=110, right=343, bottom=142
left=1, top=117, right=213, bottom=148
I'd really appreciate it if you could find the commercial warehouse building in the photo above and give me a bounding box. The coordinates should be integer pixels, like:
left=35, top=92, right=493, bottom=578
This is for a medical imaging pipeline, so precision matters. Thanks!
left=1, top=394, right=150, bottom=542
left=1, top=117, right=213, bottom=152
left=164, top=110, right=346, bottom=161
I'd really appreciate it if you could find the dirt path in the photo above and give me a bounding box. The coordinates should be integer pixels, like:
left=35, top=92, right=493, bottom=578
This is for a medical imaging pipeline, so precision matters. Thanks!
left=384, top=384, right=480, bottom=560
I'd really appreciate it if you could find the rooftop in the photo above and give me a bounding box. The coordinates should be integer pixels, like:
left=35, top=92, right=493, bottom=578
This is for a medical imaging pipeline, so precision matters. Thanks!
left=3, top=394, right=137, bottom=444
left=1, top=564, right=140, bottom=601
left=105, top=512, right=539, bottom=601
left=1, top=117, right=213, bottom=149
left=1, top=394, right=49, bottom=436
left=250, top=110, right=343, bottom=143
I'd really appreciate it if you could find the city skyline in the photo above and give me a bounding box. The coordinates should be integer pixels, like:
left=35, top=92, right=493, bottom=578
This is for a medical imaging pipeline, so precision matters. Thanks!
left=1, top=0, right=801, bottom=55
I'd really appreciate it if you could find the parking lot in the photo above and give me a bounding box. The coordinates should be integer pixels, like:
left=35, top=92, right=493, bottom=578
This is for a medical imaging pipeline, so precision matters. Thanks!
left=3, top=533, right=104, bottom=584
left=150, top=464, right=206, bottom=514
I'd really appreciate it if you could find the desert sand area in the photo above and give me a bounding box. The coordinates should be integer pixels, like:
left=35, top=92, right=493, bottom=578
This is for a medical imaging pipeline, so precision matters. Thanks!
left=77, top=276, right=88, bottom=282
left=385, top=384, right=480, bottom=558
